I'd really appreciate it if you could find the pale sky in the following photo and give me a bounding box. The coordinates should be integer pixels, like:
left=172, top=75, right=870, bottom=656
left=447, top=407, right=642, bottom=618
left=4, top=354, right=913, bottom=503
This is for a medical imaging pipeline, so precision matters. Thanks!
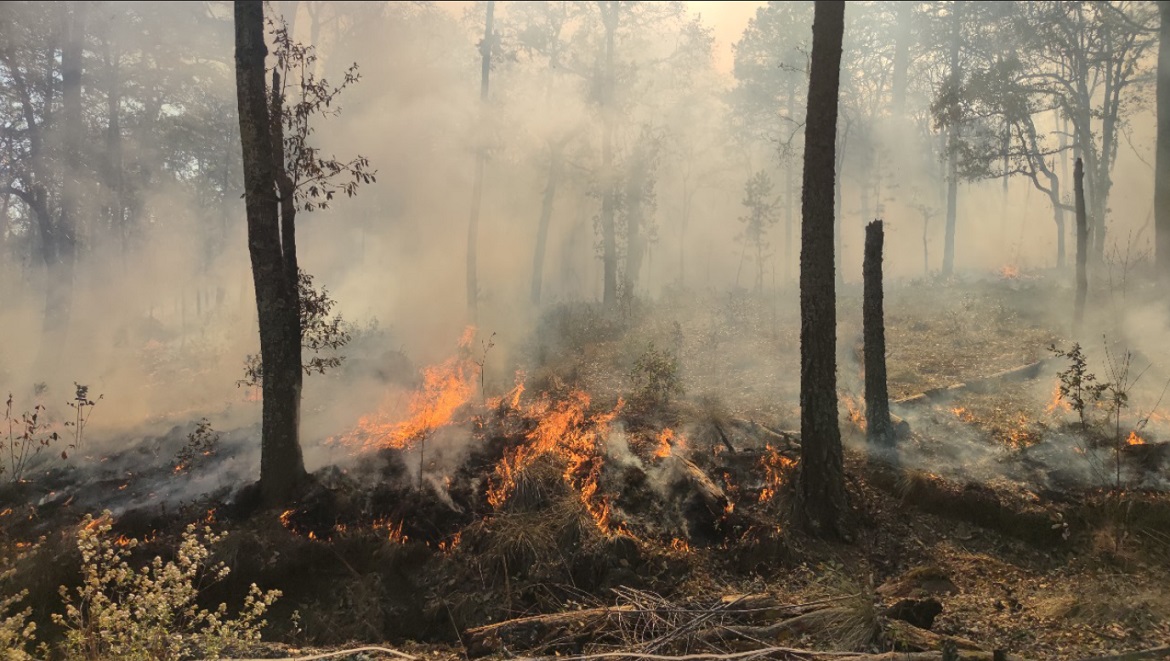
left=439, top=1, right=765, bottom=74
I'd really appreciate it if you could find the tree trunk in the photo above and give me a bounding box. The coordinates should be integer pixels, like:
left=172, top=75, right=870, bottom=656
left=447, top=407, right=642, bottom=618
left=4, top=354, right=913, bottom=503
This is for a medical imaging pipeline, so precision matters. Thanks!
left=1156, top=1, right=1170, bottom=284
left=467, top=0, right=494, bottom=322
left=864, top=221, right=894, bottom=453
left=530, top=145, right=562, bottom=305
left=1074, top=157, right=1088, bottom=333
left=1051, top=178, right=1066, bottom=269
left=799, top=0, right=849, bottom=540
left=234, top=0, right=306, bottom=506
left=941, top=1, right=962, bottom=278
left=45, top=1, right=87, bottom=340
left=599, top=2, right=619, bottom=307
left=891, top=3, right=912, bottom=116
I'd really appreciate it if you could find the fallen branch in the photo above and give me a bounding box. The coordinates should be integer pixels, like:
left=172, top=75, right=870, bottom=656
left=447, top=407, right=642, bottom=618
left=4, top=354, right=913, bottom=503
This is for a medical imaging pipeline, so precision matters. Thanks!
left=893, top=359, right=1053, bottom=407
left=219, top=646, right=419, bottom=661
left=529, top=648, right=1028, bottom=661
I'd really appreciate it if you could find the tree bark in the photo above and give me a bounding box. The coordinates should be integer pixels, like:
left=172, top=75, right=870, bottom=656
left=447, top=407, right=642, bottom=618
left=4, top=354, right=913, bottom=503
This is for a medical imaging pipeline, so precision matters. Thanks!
left=467, top=0, right=494, bottom=322
left=1156, top=1, right=1170, bottom=284
left=799, top=0, right=849, bottom=540
left=1074, top=157, right=1088, bottom=334
left=864, top=221, right=894, bottom=453
left=44, top=1, right=87, bottom=340
left=599, top=1, right=619, bottom=307
left=530, top=144, right=562, bottom=306
left=891, top=3, right=912, bottom=116
left=941, top=1, right=962, bottom=278
left=234, top=0, right=306, bottom=506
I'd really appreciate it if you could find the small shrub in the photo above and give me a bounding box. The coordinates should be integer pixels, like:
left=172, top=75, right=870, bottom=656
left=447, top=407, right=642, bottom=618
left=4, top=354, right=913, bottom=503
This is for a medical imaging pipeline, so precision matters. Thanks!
left=54, top=513, right=280, bottom=661
left=65, top=383, right=102, bottom=452
left=0, top=553, right=37, bottom=660
left=3, top=395, right=61, bottom=482
left=174, top=419, right=220, bottom=475
left=629, top=341, right=683, bottom=407
left=1048, top=343, right=1108, bottom=431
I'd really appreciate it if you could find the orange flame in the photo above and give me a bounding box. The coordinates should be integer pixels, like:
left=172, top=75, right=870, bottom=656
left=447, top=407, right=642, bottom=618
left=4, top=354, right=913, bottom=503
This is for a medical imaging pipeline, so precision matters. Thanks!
left=654, top=428, right=684, bottom=459
left=1126, top=431, right=1146, bottom=446
left=758, top=444, right=796, bottom=503
left=1000, top=264, right=1020, bottom=279
left=842, top=394, right=866, bottom=431
left=486, top=391, right=626, bottom=535
left=1046, top=381, right=1071, bottom=414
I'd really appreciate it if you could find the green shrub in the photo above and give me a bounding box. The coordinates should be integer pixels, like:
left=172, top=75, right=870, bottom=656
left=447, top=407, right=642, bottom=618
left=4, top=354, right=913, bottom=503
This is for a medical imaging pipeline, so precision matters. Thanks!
left=53, top=513, right=280, bottom=661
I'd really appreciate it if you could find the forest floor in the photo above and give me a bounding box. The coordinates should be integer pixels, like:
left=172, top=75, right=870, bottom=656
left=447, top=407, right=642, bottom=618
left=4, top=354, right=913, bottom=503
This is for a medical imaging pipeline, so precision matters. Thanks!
left=1, top=271, right=1169, bottom=661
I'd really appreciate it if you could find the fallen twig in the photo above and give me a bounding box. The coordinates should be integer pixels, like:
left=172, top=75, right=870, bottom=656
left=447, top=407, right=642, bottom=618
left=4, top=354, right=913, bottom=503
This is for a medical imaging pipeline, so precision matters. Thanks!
left=220, top=646, right=420, bottom=661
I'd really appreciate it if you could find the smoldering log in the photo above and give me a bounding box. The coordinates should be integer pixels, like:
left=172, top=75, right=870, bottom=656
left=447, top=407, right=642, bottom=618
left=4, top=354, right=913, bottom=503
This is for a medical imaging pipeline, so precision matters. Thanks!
left=893, top=358, right=1055, bottom=407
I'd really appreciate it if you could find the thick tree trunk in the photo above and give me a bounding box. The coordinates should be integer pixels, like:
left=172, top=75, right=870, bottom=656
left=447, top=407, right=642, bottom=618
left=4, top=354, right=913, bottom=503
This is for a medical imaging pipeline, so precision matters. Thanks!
left=1156, top=1, right=1170, bottom=284
left=467, top=0, right=494, bottom=322
left=864, top=221, right=894, bottom=453
left=1074, top=157, right=1088, bottom=333
left=235, top=0, right=306, bottom=506
left=530, top=145, right=562, bottom=305
left=799, top=0, right=849, bottom=540
left=599, top=2, right=619, bottom=307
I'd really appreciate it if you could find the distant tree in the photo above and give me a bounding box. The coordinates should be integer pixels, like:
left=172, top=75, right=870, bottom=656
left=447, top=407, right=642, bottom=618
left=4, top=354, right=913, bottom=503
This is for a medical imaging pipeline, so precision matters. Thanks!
left=799, top=0, right=849, bottom=540
left=1157, top=0, right=1170, bottom=284
left=736, top=171, right=781, bottom=292
left=466, top=0, right=495, bottom=322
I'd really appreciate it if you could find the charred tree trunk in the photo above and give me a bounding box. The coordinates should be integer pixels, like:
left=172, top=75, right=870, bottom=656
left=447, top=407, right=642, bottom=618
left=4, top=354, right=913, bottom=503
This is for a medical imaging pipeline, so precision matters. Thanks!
left=466, top=0, right=494, bottom=322
left=864, top=221, right=894, bottom=453
left=599, top=1, right=619, bottom=307
left=1074, top=158, right=1088, bottom=333
left=799, top=0, right=849, bottom=540
left=941, top=1, right=962, bottom=278
left=1157, top=1, right=1170, bottom=285
left=530, top=144, right=562, bottom=306
left=234, top=0, right=306, bottom=506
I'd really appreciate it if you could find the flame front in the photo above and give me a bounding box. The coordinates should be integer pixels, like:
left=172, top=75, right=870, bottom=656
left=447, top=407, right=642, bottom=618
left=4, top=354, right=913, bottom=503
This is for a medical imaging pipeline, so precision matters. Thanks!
left=1127, top=430, right=1146, bottom=446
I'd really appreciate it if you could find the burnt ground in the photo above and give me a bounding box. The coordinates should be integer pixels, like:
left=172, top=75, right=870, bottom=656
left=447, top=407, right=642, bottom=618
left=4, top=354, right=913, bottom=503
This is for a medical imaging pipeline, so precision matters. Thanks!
left=1, top=273, right=1169, bottom=660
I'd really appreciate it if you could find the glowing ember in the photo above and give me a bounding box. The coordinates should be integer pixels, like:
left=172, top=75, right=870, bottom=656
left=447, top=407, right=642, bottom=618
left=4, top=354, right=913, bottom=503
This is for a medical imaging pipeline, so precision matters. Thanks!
left=1126, top=431, right=1146, bottom=446
left=669, top=538, right=690, bottom=552
left=950, top=406, right=975, bottom=422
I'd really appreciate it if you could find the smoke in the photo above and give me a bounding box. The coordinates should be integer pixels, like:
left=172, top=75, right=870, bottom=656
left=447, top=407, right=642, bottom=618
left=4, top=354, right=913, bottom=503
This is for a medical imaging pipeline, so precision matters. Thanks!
left=0, top=1, right=1165, bottom=508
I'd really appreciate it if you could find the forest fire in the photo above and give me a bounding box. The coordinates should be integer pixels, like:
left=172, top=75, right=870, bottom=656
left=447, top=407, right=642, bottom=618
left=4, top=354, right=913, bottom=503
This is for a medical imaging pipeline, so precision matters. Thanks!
left=335, top=329, right=479, bottom=452
left=654, top=428, right=684, bottom=459
left=1045, top=381, right=1072, bottom=414
left=842, top=393, right=866, bottom=430
left=758, top=444, right=796, bottom=504
left=999, top=264, right=1020, bottom=279
left=1127, top=431, right=1147, bottom=446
